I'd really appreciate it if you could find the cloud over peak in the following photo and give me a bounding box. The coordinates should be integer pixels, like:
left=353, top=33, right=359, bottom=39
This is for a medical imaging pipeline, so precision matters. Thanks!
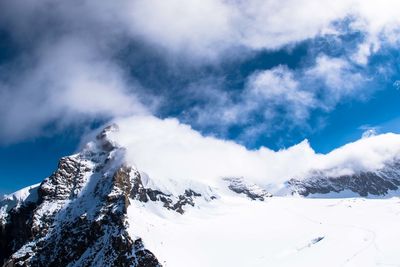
left=104, top=115, right=400, bottom=191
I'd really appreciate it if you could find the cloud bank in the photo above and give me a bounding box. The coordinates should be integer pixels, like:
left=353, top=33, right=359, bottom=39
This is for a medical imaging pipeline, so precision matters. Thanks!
left=108, top=116, right=400, bottom=190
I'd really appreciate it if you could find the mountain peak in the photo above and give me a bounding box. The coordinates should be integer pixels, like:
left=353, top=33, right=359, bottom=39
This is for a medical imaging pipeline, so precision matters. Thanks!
left=96, top=123, right=120, bottom=150
left=0, top=124, right=161, bottom=266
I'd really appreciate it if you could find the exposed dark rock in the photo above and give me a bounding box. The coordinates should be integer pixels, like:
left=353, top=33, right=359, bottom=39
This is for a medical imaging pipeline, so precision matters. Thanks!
left=0, top=201, right=38, bottom=265
left=288, top=161, right=400, bottom=197
left=134, top=239, right=161, bottom=267
left=223, top=177, right=272, bottom=201
left=130, top=171, right=203, bottom=214
left=96, top=124, right=119, bottom=152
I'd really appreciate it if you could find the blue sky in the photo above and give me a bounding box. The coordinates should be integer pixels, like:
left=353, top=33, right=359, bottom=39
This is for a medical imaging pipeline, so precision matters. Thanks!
left=1, top=0, right=400, bottom=195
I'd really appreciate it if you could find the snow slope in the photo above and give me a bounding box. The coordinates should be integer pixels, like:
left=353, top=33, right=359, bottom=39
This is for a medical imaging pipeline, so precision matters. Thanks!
left=128, top=196, right=400, bottom=267
left=0, top=183, right=39, bottom=225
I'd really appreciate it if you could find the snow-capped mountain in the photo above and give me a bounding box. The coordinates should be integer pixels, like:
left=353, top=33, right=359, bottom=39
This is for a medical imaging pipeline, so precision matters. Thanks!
left=1, top=123, right=400, bottom=267
left=0, top=125, right=162, bottom=266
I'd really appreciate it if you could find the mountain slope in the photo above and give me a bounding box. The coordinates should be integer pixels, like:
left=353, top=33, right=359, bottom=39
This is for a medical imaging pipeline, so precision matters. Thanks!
left=128, top=196, right=400, bottom=267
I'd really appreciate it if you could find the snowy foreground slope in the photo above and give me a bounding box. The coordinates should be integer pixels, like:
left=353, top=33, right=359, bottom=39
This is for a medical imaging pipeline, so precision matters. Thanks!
left=129, top=196, right=400, bottom=267
left=1, top=122, right=400, bottom=266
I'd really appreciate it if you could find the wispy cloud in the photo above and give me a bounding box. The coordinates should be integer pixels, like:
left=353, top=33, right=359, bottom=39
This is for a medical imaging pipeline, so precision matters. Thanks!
left=360, top=126, right=379, bottom=138
left=0, top=37, right=146, bottom=143
left=185, top=54, right=372, bottom=142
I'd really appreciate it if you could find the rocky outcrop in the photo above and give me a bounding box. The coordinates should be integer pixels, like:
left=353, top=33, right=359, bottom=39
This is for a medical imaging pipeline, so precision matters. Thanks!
left=288, top=160, right=400, bottom=197
left=223, top=177, right=272, bottom=200
left=130, top=169, right=203, bottom=214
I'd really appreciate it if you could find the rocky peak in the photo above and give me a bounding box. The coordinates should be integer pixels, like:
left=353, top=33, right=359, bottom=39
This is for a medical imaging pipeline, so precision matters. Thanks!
left=0, top=124, right=160, bottom=267
left=95, top=123, right=120, bottom=152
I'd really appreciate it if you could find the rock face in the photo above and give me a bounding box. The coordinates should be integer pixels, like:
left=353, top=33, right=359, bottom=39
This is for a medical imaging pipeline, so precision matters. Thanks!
left=130, top=171, right=203, bottom=214
left=0, top=185, right=38, bottom=266
left=0, top=125, right=160, bottom=267
left=288, top=160, right=400, bottom=197
left=223, top=177, right=272, bottom=200
left=137, top=187, right=200, bottom=214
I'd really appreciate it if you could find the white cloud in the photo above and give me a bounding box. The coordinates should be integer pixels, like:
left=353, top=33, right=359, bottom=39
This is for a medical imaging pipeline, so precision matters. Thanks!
left=307, top=56, right=354, bottom=89
left=0, top=38, right=147, bottom=142
left=109, top=116, right=317, bottom=189
left=246, top=66, right=315, bottom=121
left=362, top=129, right=378, bottom=139
left=305, top=55, right=365, bottom=105
left=232, top=0, right=352, bottom=50
left=187, top=55, right=369, bottom=138
left=349, top=0, right=400, bottom=64
left=360, top=125, right=379, bottom=139
left=107, top=115, right=400, bottom=191
left=123, top=0, right=234, bottom=60
left=120, top=0, right=400, bottom=61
